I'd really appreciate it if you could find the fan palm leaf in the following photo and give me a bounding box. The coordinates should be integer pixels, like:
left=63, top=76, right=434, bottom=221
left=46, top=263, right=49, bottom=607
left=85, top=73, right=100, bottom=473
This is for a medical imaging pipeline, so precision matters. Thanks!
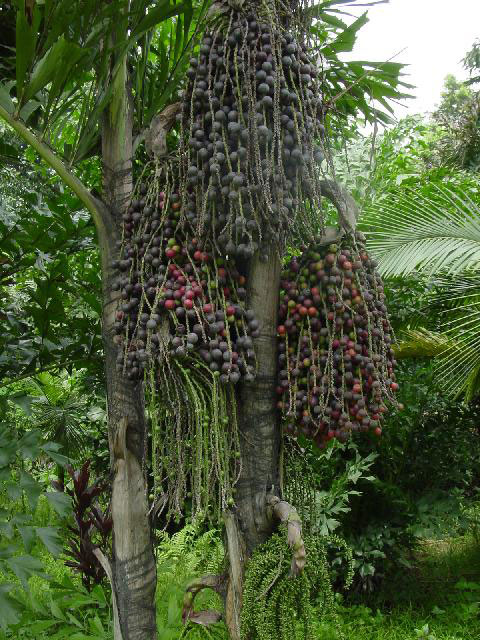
left=362, top=183, right=480, bottom=277
left=31, top=373, right=89, bottom=459
left=363, top=183, right=480, bottom=400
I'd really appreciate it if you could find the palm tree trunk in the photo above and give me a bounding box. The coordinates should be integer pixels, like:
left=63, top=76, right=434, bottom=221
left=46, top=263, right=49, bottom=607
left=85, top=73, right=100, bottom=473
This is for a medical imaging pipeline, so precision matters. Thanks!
left=100, top=50, right=157, bottom=640
left=225, top=249, right=282, bottom=639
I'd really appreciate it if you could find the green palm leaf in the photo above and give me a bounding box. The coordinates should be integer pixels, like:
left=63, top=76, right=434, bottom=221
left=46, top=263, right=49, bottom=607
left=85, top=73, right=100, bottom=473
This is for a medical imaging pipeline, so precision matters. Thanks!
left=362, top=183, right=480, bottom=277
left=31, top=373, right=89, bottom=460
left=393, top=328, right=451, bottom=359
left=394, top=276, right=480, bottom=401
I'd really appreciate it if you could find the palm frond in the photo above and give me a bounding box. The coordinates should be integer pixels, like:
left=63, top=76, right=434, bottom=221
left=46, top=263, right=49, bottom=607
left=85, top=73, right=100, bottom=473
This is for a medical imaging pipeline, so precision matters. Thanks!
left=395, top=324, right=480, bottom=402
left=362, top=183, right=480, bottom=277
left=30, top=372, right=90, bottom=458
left=394, top=328, right=451, bottom=359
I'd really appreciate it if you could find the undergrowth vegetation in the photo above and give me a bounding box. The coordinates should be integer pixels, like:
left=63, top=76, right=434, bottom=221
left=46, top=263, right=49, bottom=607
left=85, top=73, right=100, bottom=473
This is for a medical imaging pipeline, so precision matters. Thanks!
left=1, top=509, right=479, bottom=640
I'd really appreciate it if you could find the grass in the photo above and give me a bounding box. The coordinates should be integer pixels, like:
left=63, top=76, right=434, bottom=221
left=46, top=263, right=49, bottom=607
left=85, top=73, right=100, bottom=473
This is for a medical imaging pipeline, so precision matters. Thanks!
left=326, top=533, right=480, bottom=640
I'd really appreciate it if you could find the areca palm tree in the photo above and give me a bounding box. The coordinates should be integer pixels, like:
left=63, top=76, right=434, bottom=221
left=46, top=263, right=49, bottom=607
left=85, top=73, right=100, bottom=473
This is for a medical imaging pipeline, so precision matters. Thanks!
left=361, top=181, right=480, bottom=400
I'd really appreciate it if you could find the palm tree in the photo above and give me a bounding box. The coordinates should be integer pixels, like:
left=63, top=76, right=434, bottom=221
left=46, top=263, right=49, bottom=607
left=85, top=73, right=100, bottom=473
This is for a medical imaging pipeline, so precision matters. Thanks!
left=361, top=181, right=480, bottom=400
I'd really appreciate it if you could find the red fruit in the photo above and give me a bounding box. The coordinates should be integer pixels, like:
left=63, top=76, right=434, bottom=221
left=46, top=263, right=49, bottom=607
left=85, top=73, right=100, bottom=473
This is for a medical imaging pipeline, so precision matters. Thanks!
left=201, top=252, right=209, bottom=262
left=299, top=306, right=308, bottom=316
left=184, top=299, right=193, bottom=310
left=343, top=261, right=353, bottom=271
left=165, top=248, right=176, bottom=259
left=184, top=290, right=195, bottom=300
left=391, top=382, right=399, bottom=391
left=165, top=300, right=176, bottom=310
left=307, top=307, right=318, bottom=317
left=325, top=254, right=335, bottom=265
left=374, top=427, right=382, bottom=437
left=226, top=305, right=235, bottom=316
left=352, top=383, right=362, bottom=393
left=193, top=250, right=202, bottom=261
left=218, top=267, right=227, bottom=278
left=203, top=303, right=213, bottom=314
left=311, top=287, right=320, bottom=296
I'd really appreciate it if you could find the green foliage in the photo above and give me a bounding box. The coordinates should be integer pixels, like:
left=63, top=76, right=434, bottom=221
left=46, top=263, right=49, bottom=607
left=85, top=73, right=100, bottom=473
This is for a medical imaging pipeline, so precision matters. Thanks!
left=335, top=358, right=480, bottom=592
left=241, top=531, right=353, bottom=640
left=364, top=182, right=480, bottom=278
left=0, top=423, right=70, bottom=628
left=358, top=145, right=480, bottom=400
left=155, top=522, right=225, bottom=639
left=0, top=575, right=112, bottom=640
left=1, top=0, right=198, bottom=164
left=306, top=1, right=412, bottom=129
left=0, top=129, right=103, bottom=383
left=284, top=439, right=377, bottom=536
left=432, top=74, right=480, bottom=171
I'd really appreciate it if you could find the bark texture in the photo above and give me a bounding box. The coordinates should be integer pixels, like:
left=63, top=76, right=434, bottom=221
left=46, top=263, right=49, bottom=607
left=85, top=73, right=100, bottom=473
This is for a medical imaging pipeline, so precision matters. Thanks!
left=225, top=248, right=282, bottom=638
left=100, top=55, right=157, bottom=640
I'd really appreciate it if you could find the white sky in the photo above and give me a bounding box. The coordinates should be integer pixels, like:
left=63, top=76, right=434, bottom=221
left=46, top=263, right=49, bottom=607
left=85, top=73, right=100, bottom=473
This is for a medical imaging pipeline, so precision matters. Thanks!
left=343, top=0, right=480, bottom=119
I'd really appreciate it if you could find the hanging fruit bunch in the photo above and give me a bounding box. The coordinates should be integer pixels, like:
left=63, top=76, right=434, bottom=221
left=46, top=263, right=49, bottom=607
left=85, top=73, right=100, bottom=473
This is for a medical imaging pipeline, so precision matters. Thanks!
left=111, top=156, right=267, bottom=521
left=112, top=180, right=258, bottom=385
left=110, top=0, right=330, bottom=521
left=277, top=232, right=398, bottom=447
left=177, top=1, right=327, bottom=256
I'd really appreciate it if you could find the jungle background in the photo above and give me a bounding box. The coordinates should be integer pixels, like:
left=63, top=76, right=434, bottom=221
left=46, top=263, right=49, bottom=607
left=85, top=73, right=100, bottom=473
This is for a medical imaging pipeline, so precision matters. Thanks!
left=1, top=0, right=480, bottom=639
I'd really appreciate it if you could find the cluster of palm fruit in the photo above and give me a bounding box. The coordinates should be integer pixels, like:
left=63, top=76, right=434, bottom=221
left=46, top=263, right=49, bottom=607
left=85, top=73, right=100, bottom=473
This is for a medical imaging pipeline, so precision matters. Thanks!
left=178, top=5, right=326, bottom=257
left=112, top=184, right=258, bottom=382
left=276, top=233, right=398, bottom=446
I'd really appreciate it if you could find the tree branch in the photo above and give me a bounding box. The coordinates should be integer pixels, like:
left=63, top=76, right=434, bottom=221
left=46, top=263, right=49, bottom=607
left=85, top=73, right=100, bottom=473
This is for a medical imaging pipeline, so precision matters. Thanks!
left=0, top=105, right=109, bottom=238
left=319, top=179, right=360, bottom=234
